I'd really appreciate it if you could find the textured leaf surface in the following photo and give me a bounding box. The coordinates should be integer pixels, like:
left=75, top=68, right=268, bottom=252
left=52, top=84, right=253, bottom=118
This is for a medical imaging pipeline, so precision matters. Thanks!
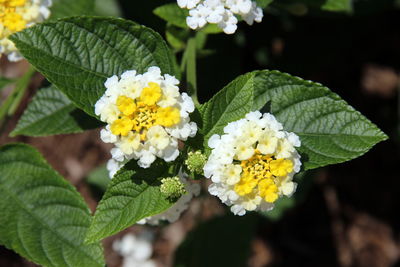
left=199, top=72, right=254, bottom=145
left=10, top=17, right=177, bottom=117
left=50, top=0, right=95, bottom=19
left=11, top=86, right=103, bottom=137
left=0, top=143, right=104, bottom=267
left=86, top=159, right=173, bottom=243
left=174, top=214, right=257, bottom=267
left=200, top=70, right=387, bottom=169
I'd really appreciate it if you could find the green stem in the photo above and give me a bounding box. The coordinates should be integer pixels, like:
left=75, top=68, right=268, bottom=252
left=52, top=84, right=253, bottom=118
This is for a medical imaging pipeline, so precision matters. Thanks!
left=186, top=37, right=199, bottom=106
left=0, top=65, right=35, bottom=124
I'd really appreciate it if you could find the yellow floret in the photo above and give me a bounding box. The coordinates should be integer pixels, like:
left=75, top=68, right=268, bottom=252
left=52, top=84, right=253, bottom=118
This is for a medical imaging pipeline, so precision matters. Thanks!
left=140, top=82, right=162, bottom=106
left=116, top=95, right=136, bottom=116
left=234, top=175, right=259, bottom=196
left=2, top=12, right=26, bottom=32
left=156, top=106, right=181, bottom=127
left=258, top=178, right=278, bottom=203
left=269, top=158, right=294, bottom=177
left=7, top=0, right=27, bottom=7
left=110, top=117, right=134, bottom=136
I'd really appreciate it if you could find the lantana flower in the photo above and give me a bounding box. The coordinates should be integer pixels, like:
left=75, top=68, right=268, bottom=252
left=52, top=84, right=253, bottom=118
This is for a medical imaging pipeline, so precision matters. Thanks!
left=177, top=0, right=263, bottom=34
left=96, top=66, right=197, bottom=170
left=0, top=0, right=52, bottom=61
left=203, top=111, right=302, bottom=215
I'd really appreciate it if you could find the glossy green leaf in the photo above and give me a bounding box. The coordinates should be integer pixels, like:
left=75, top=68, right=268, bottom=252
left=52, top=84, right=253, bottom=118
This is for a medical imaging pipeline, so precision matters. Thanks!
left=85, top=159, right=173, bottom=243
left=50, top=0, right=95, bottom=19
left=0, top=143, right=104, bottom=267
left=10, top=17, right=177, bottom=117
left=200, top=70, right=387, bottom=169
left=199, top=72, right=255, bottom=147
left=11, top=86, right=103, bottom=137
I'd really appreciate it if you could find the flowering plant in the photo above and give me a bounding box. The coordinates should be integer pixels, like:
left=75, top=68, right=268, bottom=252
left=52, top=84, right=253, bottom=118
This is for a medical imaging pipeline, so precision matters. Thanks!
left=0, top=1, right=388, bottom=267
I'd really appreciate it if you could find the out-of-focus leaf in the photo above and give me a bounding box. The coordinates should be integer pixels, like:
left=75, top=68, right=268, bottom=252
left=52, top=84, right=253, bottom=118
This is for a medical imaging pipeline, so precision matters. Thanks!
left=174, top=214, right=257, bottom=267
left=94, top=0, right=122, bottom=17
left=87, top=165, right=110, bottom=194
left=50, top=0, right=95, bottom=19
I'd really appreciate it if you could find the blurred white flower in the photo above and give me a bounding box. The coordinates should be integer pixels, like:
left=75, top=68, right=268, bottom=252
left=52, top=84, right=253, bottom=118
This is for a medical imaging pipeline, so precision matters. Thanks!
left=1, top=0, right=52, bottom=61
left=178, top=0, right=263, bottom=34
left=113, top=232, right=156, bottom=267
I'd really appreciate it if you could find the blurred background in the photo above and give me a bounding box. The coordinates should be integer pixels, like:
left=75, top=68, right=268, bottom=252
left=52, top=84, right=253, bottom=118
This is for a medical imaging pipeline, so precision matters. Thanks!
left=1, top=0, right=400, bottom=266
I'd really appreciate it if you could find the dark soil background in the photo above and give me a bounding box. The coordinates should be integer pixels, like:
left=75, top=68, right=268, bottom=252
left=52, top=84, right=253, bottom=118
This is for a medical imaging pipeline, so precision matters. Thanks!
left=1, top=0, right=400, bottom=266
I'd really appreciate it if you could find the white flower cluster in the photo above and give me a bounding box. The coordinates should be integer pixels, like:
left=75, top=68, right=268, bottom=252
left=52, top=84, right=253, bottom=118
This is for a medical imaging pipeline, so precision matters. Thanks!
left=95, top=67, right=197, bottom=171
left=177, top=0, right=263, bottom=34
left=113, top=232, right=156, bottom=267
left=204, top=111, right=302, bottom=216
left=137, top=172, right=200, bottom=225
left=1, top=0, right=52, bottom=61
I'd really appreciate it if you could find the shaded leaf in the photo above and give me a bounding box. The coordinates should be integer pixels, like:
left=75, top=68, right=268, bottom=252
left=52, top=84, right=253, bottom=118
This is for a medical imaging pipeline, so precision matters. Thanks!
left=50, top=0, right=95, bottom=19
left=0, top=143, right=104, bottom=267
left=85, top=159, right=173, bottom=243
left=174, top=214, right=257, bottom=267
left=11, top=86, right=103, bottom=137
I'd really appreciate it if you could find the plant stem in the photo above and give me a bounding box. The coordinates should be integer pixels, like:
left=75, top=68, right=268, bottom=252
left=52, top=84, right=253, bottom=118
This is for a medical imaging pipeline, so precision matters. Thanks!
left=186, top=37, right=199, bottom=106
left=0, top=65, right=35, bottom=125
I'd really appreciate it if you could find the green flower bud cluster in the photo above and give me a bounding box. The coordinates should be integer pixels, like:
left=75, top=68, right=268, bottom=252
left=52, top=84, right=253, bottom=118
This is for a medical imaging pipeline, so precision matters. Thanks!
left=185, top=151, right=207, bottom=175
left=160, top=176, right=186, bottom=201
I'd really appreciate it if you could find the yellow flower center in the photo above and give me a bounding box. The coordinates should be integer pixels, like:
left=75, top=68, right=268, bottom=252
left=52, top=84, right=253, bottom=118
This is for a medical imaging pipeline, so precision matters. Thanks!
left=110, top=82, right=181, bottom=141
left=234, top=150, right=294, bottom=203
left=0, top=0, right=28, bottom=36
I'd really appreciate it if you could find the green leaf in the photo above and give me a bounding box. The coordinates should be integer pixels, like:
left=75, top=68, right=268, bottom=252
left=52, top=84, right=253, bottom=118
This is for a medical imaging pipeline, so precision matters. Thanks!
left=154, top=3, right=188, bottom=28
left=256, top=0, right=274, bottom=8
left=11, top=86, right=103, bottom=137
left=87, top=165, right=110, bottom=194
left=50, top=0, right=95, bottom=19
left=200, top=70, right=387, bottom=169
left=10, top=17, right=177, bottom=117
left=94, top=0, right=122, bottom=17
left=174, top=214, right=257, bottom=267
left=199, top=72, right=255, bottom=148
left=321, top=0, right=352, bottom=12
left=0, top=77, right=14, bottom=91
left=0, top=143, right=104, bottom=267
left=154, top=3, right=223, bottom=34
left=253, top=70, right=387, bottom=169
left=85, top=159, right=173, bottom=243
